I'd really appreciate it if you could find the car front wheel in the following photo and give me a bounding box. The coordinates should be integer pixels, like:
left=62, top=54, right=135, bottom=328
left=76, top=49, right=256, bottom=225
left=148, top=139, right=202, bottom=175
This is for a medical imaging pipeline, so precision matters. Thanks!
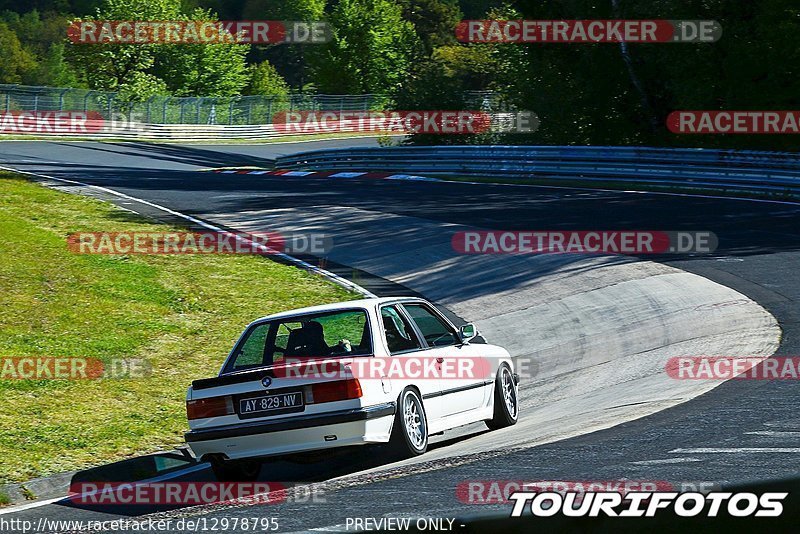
left=388, top=388, right=429, bottom=458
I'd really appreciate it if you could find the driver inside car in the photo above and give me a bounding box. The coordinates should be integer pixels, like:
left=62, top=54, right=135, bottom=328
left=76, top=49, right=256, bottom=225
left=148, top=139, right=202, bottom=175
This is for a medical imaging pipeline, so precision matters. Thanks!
left=285, top=320, right=351, bottom=357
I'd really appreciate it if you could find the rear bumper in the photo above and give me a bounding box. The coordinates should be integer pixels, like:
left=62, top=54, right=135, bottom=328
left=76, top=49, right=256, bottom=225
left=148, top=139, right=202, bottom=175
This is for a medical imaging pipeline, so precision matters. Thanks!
left=185, top=402, right=396, bottom=460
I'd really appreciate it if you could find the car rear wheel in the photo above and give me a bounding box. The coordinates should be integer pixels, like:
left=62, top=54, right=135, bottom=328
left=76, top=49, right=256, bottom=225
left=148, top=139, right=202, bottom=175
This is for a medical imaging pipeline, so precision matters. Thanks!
left=209, top=458, right=262, bottom=481
left=486, top=364, right=519, bottom=430
left=388, top=388, right=428, bottom=458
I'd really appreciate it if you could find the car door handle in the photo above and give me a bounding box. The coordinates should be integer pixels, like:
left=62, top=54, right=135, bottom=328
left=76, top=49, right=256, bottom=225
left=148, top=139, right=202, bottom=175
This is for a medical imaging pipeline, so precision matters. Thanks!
left=436, top=358, right=444, bottom=363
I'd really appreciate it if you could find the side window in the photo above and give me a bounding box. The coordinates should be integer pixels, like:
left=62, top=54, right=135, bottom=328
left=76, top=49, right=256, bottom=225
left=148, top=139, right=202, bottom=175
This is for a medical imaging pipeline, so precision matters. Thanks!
left=272, top=323, right=295, bottom=363
left=233, top=323, right=270, bottom=369
left=403, top=304, right=458, bottom=347
left=381, top=306, right=422, bottom=354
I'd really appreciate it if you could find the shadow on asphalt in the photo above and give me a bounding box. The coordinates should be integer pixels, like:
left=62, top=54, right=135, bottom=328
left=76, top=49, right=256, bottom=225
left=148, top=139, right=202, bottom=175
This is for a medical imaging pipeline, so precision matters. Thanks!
left=27, top=164, right=800, bottom=262
left=53, top=142, right=277, bottom=169
left=54, top=427, right=490, bottom=517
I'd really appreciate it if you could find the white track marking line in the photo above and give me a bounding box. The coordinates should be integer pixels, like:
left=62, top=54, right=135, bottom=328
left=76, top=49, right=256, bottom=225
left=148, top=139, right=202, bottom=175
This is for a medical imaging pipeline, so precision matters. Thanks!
left=303, top=524, right=351, bottom=532
left=329, top=172, right=367, bottom=178
left=0, top=497, right=64, bottom=515
left=386, top=175, right=441, bottom=182
left=669, top=447, right=800, bottom=454
left=444, top=178, right=800, bottom=206
left=0, top=164, right=375, bottom=298
left=630, top=457, right=702, bottom=465
left=744, top=431, right=800, bottom=437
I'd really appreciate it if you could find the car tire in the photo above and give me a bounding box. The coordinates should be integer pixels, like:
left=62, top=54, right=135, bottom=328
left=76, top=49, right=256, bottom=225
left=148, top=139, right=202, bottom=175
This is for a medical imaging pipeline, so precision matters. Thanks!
left=485, top=364, right=519, bottom=430
left=210, top=458, right=262, bottom=481
left=388, top=388, right=429, bottom=458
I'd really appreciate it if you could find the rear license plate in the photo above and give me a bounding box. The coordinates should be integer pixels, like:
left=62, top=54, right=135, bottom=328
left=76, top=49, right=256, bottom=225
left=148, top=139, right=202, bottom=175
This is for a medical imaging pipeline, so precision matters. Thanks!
left=238, top=391, right=304, bottom=419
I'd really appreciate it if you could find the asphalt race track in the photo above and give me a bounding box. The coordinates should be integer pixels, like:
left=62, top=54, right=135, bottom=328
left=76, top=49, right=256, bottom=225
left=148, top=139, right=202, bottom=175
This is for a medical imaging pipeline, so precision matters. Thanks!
left=1, top=140, right=799, bottom=531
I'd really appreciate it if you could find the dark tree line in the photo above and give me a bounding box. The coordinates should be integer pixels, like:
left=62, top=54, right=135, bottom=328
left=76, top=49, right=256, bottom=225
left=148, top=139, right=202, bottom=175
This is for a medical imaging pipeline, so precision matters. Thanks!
left=0, top=0, right=797, bottom=149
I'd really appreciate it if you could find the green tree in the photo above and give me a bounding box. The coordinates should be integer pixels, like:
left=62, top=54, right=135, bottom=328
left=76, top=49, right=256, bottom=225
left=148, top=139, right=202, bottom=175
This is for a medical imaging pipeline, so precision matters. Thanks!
left=0, top=21, right=37, bottom=83
left=114, top=70, right=167, bottom=102
left=311, top=0, right=422, bottom=94
left=245, top=60, right=289, bottom=96
left=242, top=0, right=326, bottom=90
left=67, top=0, right=181, bottom=95
left=241, top=0, right=325, bottom=20
left=398, top=0, right=462, bottom=54
left=68, top=0, right=250, bottom=99
left=154, top=9, right=251, bottom=97
left=1, top=9, right=72, bottom=56
left=27, top=43, right=82, bottom=87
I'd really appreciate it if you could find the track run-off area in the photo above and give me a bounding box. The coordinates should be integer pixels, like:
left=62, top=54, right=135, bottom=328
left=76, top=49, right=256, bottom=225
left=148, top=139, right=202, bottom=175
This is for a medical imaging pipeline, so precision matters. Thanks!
left=0, top=139, right=799, bottom=531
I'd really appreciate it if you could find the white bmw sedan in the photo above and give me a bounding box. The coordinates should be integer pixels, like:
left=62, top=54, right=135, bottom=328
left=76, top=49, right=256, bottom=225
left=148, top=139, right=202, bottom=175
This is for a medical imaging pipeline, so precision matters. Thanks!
left=185, top=297, right=519, bottom=480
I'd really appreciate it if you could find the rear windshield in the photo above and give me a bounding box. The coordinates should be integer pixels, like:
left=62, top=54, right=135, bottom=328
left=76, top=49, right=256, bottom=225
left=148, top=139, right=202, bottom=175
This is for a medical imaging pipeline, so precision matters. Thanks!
left=223, top=309, right=372, bottom=373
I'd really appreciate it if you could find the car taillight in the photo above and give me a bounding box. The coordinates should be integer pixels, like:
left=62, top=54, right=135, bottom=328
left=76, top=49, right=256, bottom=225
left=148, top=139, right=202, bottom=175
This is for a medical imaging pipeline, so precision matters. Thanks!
left=304, top=378, right=362, bottom=404
left=186, top=396, right=234, bottom=420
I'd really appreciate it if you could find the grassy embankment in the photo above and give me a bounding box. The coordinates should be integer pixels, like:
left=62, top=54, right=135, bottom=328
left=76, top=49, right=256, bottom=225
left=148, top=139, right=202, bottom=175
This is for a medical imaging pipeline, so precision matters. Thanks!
left=0, top=173, right=356, bottom=483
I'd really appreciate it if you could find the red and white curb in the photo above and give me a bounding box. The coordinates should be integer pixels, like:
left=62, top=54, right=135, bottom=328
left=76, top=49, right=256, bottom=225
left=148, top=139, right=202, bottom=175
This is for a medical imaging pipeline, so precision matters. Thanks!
left=210, top=169, right=441, bottom=182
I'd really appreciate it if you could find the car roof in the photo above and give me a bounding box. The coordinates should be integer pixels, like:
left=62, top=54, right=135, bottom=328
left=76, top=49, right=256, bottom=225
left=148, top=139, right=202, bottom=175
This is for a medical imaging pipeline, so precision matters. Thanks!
left=251, top=296, right=425, bottom=323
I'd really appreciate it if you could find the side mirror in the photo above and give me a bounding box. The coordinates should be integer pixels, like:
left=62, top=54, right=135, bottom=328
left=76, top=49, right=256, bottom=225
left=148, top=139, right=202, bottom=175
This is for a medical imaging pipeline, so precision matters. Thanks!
left=459, top=323, right=478, bottom=343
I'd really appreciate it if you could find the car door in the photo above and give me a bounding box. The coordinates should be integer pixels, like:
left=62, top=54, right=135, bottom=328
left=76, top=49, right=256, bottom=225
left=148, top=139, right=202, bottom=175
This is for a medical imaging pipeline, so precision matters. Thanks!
left=379, top=304, right=444, bottom=424
left=400, top=302, right=486, bottom=416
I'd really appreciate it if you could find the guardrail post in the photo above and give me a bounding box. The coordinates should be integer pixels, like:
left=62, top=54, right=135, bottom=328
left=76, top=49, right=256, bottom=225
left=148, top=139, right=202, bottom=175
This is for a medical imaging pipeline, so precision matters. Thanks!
left=228, top=99, right=234, bottom=125
left=145, top=96, right=154, bottom=123
left=58, top=88, right=68, bottom=112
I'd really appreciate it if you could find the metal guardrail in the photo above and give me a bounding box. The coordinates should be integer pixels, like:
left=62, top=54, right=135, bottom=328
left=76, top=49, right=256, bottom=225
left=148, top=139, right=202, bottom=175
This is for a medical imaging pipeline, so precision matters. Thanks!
left=274, top=146, right=800, bottom=197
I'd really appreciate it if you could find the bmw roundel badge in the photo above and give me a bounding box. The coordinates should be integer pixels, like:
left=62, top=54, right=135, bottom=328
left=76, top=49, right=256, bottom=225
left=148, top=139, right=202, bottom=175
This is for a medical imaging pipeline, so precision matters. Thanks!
left=261, top=376, right=272, bottom=388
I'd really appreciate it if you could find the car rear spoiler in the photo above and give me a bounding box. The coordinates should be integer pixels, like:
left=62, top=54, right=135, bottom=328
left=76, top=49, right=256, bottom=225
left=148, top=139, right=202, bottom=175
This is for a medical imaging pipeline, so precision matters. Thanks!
left=192, top=368, right=275, bottom=390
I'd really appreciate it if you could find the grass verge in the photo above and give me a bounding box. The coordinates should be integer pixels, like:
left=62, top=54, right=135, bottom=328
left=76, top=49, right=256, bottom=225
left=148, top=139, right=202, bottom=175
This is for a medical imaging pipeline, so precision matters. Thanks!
left=0, top=172, right=357, bottom=483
